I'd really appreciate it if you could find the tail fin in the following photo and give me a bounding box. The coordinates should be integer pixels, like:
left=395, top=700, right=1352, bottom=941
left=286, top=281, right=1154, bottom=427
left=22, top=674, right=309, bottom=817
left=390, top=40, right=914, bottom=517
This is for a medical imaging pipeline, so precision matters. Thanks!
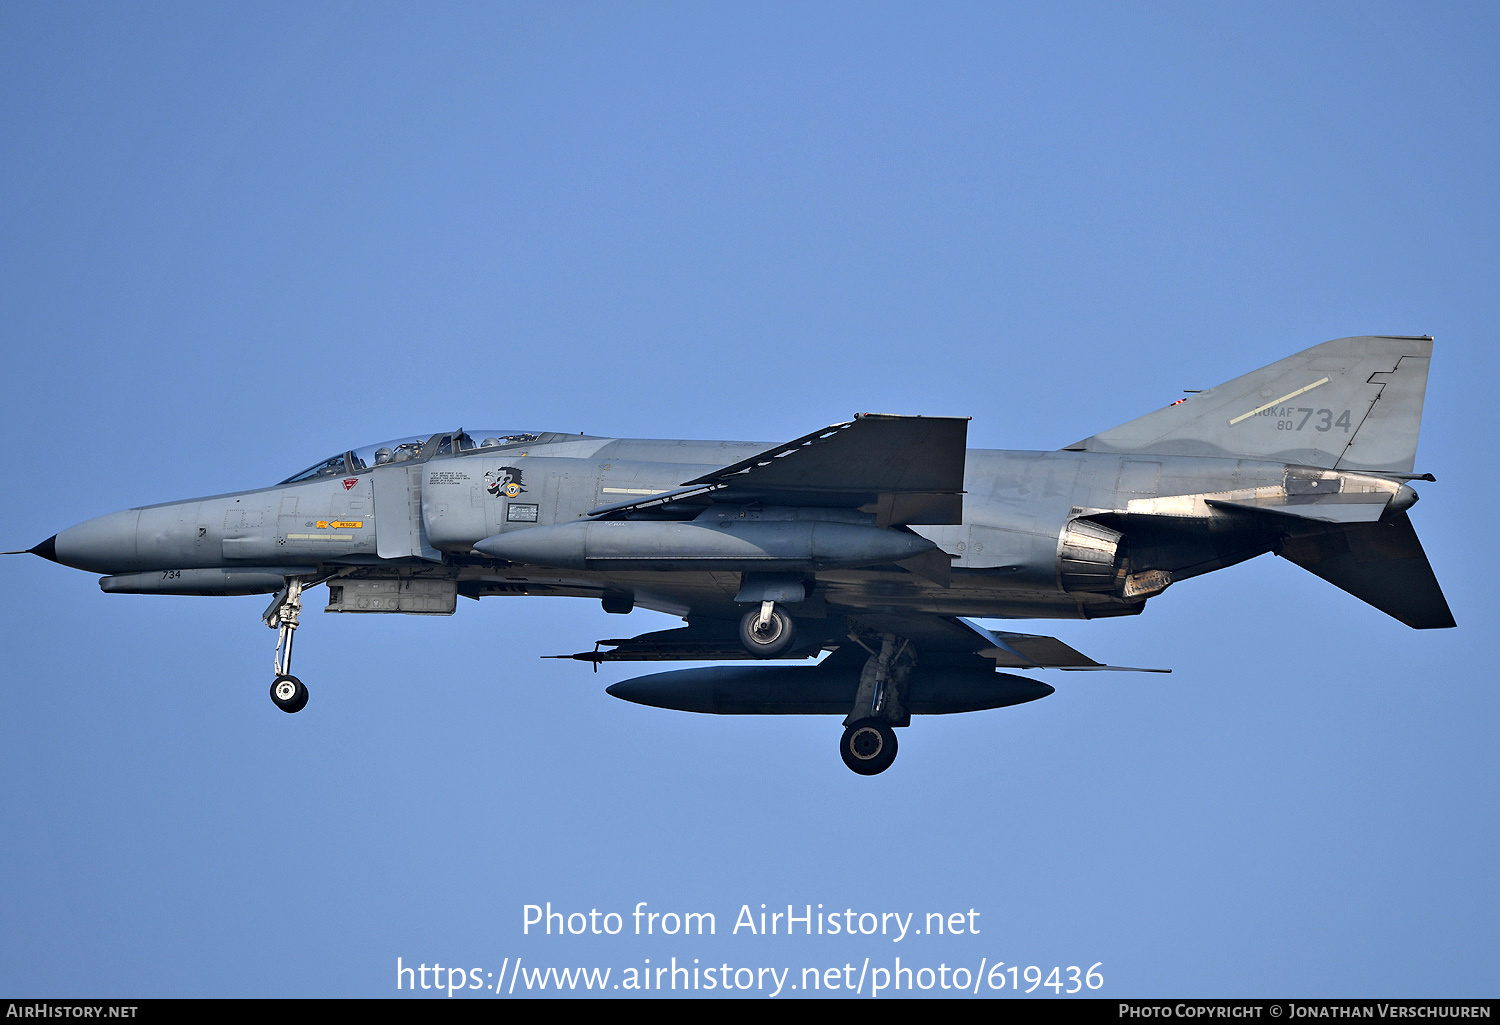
left=1066, top=335, right=1434, bottom=472
left=1278, top=512, right=1456, bottom=629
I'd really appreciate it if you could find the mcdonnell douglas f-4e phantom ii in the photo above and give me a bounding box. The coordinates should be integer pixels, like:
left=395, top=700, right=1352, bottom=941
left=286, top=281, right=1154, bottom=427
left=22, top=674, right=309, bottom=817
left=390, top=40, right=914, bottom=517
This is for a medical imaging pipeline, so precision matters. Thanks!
left=15, top=335, right=1454, bottom=774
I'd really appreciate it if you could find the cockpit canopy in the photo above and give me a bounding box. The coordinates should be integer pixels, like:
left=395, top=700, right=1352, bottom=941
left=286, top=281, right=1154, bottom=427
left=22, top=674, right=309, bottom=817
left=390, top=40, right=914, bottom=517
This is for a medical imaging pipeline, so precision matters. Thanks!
left=279, top=430, right=545, bottom=485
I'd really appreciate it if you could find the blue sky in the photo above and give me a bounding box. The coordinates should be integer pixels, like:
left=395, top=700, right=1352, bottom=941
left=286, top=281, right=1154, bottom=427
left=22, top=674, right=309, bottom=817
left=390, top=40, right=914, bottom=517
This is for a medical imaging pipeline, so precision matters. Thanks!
left=2, top=2, right=1496, bottom=997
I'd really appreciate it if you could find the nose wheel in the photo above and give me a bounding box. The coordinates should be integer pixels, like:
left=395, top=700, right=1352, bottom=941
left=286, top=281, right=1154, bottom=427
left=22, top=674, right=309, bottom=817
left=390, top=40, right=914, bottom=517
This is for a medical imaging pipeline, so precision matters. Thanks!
left=271, top=675, right=309, bottom=713
left=264, top=577, right=311, bottom=713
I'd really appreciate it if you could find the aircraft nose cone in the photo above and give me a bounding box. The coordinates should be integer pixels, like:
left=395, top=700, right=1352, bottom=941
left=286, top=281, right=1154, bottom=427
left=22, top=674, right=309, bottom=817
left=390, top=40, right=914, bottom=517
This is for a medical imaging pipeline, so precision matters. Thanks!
left=28, top=535, right=59, bottom=563
left=52, top=509, right=141, bottom=573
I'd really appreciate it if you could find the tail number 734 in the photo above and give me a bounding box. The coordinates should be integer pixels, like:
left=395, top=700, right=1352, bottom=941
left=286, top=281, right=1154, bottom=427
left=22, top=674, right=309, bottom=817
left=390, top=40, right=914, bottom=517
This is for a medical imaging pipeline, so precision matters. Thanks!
left=1276, top=408, right=1352, bottom=432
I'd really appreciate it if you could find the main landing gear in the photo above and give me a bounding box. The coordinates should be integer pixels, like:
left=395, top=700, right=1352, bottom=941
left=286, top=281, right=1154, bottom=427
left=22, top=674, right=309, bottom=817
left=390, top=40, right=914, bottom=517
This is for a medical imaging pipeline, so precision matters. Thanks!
left=839, top=632, right=914, bottom=776
left=841, top=719, right=898, bottom=775
left=264, top=577, right=309, bottom=714
left=738, top=601, right=797, bottom=658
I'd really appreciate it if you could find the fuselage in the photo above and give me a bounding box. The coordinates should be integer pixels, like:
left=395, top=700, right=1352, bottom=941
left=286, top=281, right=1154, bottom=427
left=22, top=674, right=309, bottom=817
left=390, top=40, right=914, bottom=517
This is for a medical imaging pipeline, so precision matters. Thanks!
left=41, top=428, right=1412, bottom=624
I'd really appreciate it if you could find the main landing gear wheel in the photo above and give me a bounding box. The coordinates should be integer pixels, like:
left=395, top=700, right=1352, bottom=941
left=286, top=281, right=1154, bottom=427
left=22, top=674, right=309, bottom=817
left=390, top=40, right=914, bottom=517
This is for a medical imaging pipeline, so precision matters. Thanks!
left=840, top=718, right=898, bottom=775
left=738, top=603, right=797, bottom=658
left=270, top=674, right=308, bottom=714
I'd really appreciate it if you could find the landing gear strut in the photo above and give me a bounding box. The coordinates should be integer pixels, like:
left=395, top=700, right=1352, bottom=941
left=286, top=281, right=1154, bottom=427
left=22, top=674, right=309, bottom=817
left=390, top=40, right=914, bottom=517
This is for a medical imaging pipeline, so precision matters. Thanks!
left=264, top=577, right=309, bottom=713
left=838, top=631, right=913, bottom=775
left=738, top=601, right=797, bottom=658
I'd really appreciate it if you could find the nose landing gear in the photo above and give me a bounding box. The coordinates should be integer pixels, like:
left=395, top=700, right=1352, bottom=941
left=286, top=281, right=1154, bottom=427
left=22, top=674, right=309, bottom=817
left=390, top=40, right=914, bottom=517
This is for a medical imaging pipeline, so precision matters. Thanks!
left=264, top=577, right=310, bottom=713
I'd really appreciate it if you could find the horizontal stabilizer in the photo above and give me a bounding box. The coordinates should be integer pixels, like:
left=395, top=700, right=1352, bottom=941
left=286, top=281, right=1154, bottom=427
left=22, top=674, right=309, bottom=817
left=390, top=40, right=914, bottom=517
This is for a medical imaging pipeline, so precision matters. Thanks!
left=1277, top=512, right=1455, bottom=629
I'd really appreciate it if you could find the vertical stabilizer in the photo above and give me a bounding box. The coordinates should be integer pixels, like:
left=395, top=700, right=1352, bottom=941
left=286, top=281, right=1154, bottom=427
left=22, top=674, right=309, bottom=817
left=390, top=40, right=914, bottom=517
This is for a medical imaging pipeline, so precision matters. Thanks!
left=1066, top=336, right=1434, bottom=472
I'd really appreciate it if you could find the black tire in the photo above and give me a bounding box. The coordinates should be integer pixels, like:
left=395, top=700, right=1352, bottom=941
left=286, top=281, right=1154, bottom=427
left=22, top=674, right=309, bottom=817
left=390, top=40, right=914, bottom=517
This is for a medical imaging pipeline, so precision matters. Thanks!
left=738, top=606, right=797, bottom=658
left=840, top=719, right=898, bottom=775
left=270, top=674, right=309, bottom=714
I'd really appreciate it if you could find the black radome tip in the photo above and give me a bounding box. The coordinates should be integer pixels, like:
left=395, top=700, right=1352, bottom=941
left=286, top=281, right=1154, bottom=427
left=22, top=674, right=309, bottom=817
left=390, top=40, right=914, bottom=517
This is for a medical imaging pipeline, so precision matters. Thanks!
left=29, top=535, right=59, bottom=563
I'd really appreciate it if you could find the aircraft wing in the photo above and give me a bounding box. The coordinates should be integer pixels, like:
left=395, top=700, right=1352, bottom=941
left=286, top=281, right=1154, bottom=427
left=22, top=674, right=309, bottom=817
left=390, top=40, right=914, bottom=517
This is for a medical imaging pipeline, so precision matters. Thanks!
left=587, top=414, right=970, bottom=525
left=849, top=612, right=1170, bottom=672
left=548, top=621, right=827, bottom=665
left=554, top=612, right=1167, bottom=672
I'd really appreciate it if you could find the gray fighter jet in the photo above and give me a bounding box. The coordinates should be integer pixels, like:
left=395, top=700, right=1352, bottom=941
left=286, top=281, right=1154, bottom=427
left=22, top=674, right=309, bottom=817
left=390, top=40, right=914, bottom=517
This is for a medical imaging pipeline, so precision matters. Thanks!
left=14, top=335, right=1453, bottom=774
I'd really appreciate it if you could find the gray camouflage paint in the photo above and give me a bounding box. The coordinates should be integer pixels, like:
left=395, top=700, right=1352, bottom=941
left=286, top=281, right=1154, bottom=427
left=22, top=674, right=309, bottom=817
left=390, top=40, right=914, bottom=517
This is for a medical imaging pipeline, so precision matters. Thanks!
left=39, top=335, right=1449, bottom=631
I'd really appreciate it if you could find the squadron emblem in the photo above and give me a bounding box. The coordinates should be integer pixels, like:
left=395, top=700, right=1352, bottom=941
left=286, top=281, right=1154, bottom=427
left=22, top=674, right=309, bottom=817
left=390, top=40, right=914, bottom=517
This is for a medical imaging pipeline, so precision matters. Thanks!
left=484, top=466, right=527, bottom=499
